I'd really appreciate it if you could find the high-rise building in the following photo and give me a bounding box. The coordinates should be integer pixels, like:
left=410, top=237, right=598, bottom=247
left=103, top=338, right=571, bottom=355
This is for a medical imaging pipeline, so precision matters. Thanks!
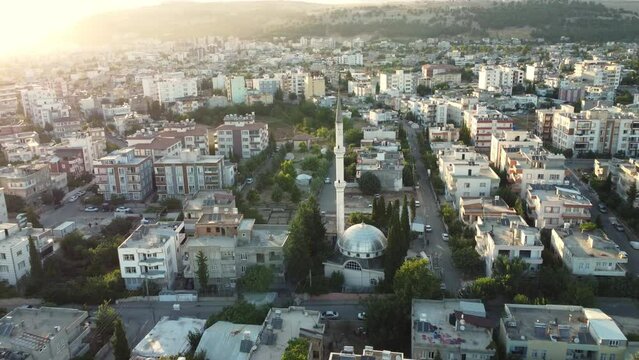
left=214, top=113, right=269, bottom=159
left=304, top=75, right=326, bottom=98
left=93, top=148, right=153, bottom=201
left=225, top=76, right=247, bottom=104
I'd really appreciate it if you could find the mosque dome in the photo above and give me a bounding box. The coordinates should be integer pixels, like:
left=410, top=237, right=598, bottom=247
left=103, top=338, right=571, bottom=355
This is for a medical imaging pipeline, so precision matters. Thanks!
left=338, top=223, right=387, bottom=259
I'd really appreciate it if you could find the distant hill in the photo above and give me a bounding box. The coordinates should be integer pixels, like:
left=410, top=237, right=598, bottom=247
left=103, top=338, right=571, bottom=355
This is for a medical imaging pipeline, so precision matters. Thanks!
left=59, top=0, right=639, bottom=45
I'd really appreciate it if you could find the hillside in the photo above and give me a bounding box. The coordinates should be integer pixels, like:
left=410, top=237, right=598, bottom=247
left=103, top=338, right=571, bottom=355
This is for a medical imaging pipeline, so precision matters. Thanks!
left=60, top=0, right=639, bottom=45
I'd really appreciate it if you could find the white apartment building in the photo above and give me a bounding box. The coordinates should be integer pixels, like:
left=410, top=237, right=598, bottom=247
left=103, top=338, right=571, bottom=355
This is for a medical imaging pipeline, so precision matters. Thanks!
left=0, top=163, right=51, bottom=203
left=615, top=159, right=639, bottom=208
left=118, top=222, right=185, bottom=290
left=525, top=63, right=544, bottom=82
left=154, top=150, right=234, bottom=199
left=102, top=103, right=131, bottom=120
left=142, top=72, right=197, bottom=104
left=447, top=96, right=479, bottom=126
left=503, top=148, right=566, bottom=197
left=281, top=72, right=306, bottom=98
left=225, top=75, right=247, bottom=104
left=551, top=226, right=628, bottom=277
left=574, top=60, right=622, bottom=89
left=428, top=124, right=459, bottom=143
left=0, top=223, right=53, bottom=285
left=475, top=215, right=543, bottom=276
left=525, top=185, right=592, bottom=229
left=356, top=149, right=404, bottom=191
left=551, top=106, right=639, bottom=157
left=0, top=188, right=7, bottom=223
left=362, top=126, right=396, bottom=141
left=412, top=299, right=495, bottom=360
left=0, top=306, right=90, bottom=360
left=478, top=65, right=524, bottom=95
left=407, top=98, right=448, bottom=126
left=438, top=145, right=500, bottom=206
left=214, top=114, right=269, bottom=159
left=93, top=148, right=154, bottom=201
left=500, top=304, right=628, bottom=360
left=421, top=64, right=462, bottom=87
left=368, top=109, right=396, bottom=126
left=337, top=53, right=364, bottom=66
left=379, top=70, right=417, bottom=94
left=0, top=82, right=17, bottom=116
left=464, top=106, right=514, bottom=152
left=489, top=130, right=543, bottom=170
left=20, top=87, right=70, bottom=128
left=304, top=75, right=326, bottom=98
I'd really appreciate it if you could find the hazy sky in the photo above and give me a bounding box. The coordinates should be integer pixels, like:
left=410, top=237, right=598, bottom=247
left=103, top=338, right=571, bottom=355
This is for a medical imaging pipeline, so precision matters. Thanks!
left=0, top=0, right=380, bottom=56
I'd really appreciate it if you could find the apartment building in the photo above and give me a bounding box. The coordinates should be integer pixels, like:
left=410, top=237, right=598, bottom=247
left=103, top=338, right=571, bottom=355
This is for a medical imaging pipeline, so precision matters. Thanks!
left=407, top=98, right=448, bottom=126
left=503, top=148, right=566, bottom=197
left=489, top=130, right=543, bottom=170
left=93, top=148, right=154, bottom=201
left=133, top=137, right=183, bottom=162
left=525, top=63, right=545, bottom=83
left=0, top=163, right=51, bottom=203
left=551, top=106, right=639, bottom=157
left=0, top=131, right=40, bottom=163
left=182, top=190, right=236, bottom=234
left=52, top=117, right=82, bottom=137
left=214, top=114, right=269, bottom=159
left=429, top=124, right=459, bottom=144
left=51, top=148, right=87, bottom=177
left=183, top=214, right=288, bottom=295
left=437, top=145, right=500, bottom=206
left=500, top=304, right=628, bottom=360
left=478, top=65, right=524, bottom=95
left=252, top=78, right=281, bottom=95
left=412, top=299, right=495, bottom=360
left=0, top=223, right=53, bottom=285
left=60, top=129, right=107, bottom=172
left=118, top=222, right=186, bottom=290
left=20, top=87, right=70, bottom=127
left=474, top=215, right=544, bottom=276
left=464, top=107, right=514, bottom=152
left=0, top=188, right=7, bottom=223
left=525, top=185, right=592, bottom=229
left=573, top=60, right=622, bottom=89
left=447, top=96, right=479, bottom=126
left=0, top=81, right=17, bottom=116
left=142, top=73, right=198, bottom=104
left=127, top=121, right=209, bottom=156
left=615, top=159, right=639, bottom=208
left=304, top=75, right=326, bottom=98
left=337, top=53, right=364, bottom=66
left=551, top=226, right=628, bottom=277
left=355, top=148, right=404, bottom=191
left=225, top=75, right=248, bottom=104
left=368, top=109, right=396, bottom=126
left=421, top=64, right=462, bottom=87
left=329, top=346, right=411, bottom=360
left=459, top=196, right=517, bottom=224
left=379, top=70, right=417, bottom=94
left=154, top=149, right=234, bottom=199
left=101, top=103, right=131, bottom=120
left=0, top=307, right=90, bottom=360
left=362, top=126, right=396, bottom=141
left=281, top=72, right=306, bottom=98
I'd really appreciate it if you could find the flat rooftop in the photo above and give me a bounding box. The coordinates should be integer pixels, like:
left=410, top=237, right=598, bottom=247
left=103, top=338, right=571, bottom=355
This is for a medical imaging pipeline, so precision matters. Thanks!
left=186, top=235, right=237, bottom=248
left=251, top=307, right=324, bottom=360
left=412, top=299, right=494, bottom=352
left=0, top=307, right=88, bottom=351
left=132, top=317, right=206, bottom=358
left=196, top=211, right=242, bottom=225
left=328, top=346, right=411, bottom=360
left=195, top=321, right=262, bottom=360
left=247, top=225, right=289, bottom=248
left=477, top=215, right=542, bottom=247
left=528, top=185, right=591, bottom=206
left=120, top=224, right=180, bottom=249
left=553, top=228, right=627, bottom=260
left=503, top=304, right=627, bottom=344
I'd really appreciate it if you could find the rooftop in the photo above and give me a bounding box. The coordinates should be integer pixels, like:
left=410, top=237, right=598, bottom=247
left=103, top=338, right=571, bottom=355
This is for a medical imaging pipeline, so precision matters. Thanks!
left=249, top=225, right=289, bottom=248
left=251, top=307, right=324, bottom=360
left=132, top=317, right=206, bottom=358
left=502, top=304, right=627, bottom=344
left=120, top=223, right=183, bottom=249
left=528, top=185, right=592, bottom=206
left=0, top=307, right=88, bottom=351
left=553, top=228, right=627, bottom=260
left=328, top=345, right=411, bottom=360
left=183, top=190, right=236, bottom=213
left=195, top=321, right=262, bottom=360
left=412, top=299, right=494, bottom=352
left=460, top=197, right=517, bottom=216
left=476, top=215, right=542, bottom=247
left=196, top=210, right=243, bottom=225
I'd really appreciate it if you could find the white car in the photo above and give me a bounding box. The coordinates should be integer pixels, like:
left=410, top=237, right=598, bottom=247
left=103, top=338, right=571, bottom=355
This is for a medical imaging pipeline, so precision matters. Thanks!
left=442, top=233, right=449, bottom=242
left=357, top=312, right=366, bottom=320
left=246, top=178, right=254, bottom=184
left=324, top=177, right=331, bottom=184
left=630, top=241, right=639, bottom=250
left=77, top=190, right=87, bottom=196
left=415, top=200, right=421, bottom=207
left=425, top=225, right=432, bottom=232
left=68, top=195, right=79, bottom=203
left=84, top=206, right=99, bottom=212
left=321, top=311, right=339, bottom=320
left=115, top=207, right=131, bottom=213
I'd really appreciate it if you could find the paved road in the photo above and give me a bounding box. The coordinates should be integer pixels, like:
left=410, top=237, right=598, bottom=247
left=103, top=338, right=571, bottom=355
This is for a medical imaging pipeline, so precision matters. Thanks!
left=566, top=167, right=639, bottom=275
left=404, top=122, right=462, bottom=294
left=318, top=161, right=336, bottom=213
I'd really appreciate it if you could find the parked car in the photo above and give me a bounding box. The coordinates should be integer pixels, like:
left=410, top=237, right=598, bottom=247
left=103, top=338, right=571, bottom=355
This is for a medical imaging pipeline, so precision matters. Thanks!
left=374, top=194, right=382, bottom=199
left=84, top=206, right=99, bottom=212
left=115, top=207, right=131, bottom=213
left=598, top=204, right=608, bottom=213
left=324, top=177, right=331, bottom=184
left=415, top=200, right=421, bottom=207
left=442, top=233, right=449, bottom=241
left=614, top=224, right=625, bottom=232
left=425, top=225, right=432, bottom=232
left=68, top=195, right=79, bottom=203
left=246, top=178, right=254, bottom=184
left=320, top=311, right=339, bottom=320
left=357, top=312, right=366, bottom=320
left=630, top=241, right=639, bottom=250
left=77, top=190, right=87, bottom=196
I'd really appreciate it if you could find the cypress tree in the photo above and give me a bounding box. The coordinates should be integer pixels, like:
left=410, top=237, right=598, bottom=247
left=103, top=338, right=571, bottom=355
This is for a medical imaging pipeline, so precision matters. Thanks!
left=112, top=319, right=130, bottom=360
left=27, top=236, right=43, bottom=283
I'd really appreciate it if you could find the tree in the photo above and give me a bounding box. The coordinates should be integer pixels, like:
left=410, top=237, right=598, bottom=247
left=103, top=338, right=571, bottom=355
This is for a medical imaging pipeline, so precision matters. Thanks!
left=400, top=195, right=410, bottom=248
left=195, top=251, right=209, bottom=294
left=238, top=265, right=274, bottom=292
left=410, top=197, right=417, bottom=221
left=274, top=89, right=284, bottom=102
left=358, top=172, right=381, bottom=195
left=627, top=183, right=637, bottom=206
left=493, top=256, right=527, bottom=297
left=348, top=212, right=372, bottom=225
left=416, top=84, right=432, bottom=97
left=281, top=338, right=310, bottom=360
left=5, top=194, right=25, bottom=212
left=112, top=319, right=131, bottom=360
left=28, top=236, right=43, bottom=283
left=95, top=301, right=118, bottom=339
left=247, top=189, right=260, bottom=204
left=205, top=300, right=270, bottom=328
left=579, top=222, right=597, bottom=232
left=25, top=207, right=42, bottom=228
left=271, top=186, right=283, bottom=202
left=160, top=197, right=182, bottom=210
left=459, top=124, right=472, bottom=146
left=344, top=128, right=363, bottom=146
left=283, top=197, right=329, bottom=284
left=363, top=295, right=411, bottom=353
left=393, top=259, right=440, bottom=304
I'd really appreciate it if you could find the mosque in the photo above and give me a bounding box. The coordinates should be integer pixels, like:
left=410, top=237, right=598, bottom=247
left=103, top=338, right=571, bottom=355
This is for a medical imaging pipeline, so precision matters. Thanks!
left=323, top=97, right=387, bottom=291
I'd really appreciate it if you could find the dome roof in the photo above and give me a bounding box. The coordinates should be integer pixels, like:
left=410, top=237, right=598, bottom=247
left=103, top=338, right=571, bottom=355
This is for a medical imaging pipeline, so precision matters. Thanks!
left=338, top=223, right=387, bottom=258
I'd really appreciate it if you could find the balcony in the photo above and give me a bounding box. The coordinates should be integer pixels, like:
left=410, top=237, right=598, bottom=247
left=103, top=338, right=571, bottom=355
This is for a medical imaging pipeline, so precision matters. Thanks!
left=138, top=257, right=165, bottom=265
left=141, top=270, right=166, bottom=279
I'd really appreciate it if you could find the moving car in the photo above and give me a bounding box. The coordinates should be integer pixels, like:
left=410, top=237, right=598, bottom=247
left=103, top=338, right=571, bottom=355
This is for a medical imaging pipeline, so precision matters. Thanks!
left=115, top=207, right=131, bottom=213
left=615, top=224, right=625, bottom=232
left=357, top=312, right=366, bottom=320
left=442, top=233, right=449, bottom=241
left=630, top=241, right=639, bottom=250
left=415, top=200, right=421, bottom=207
left=425, top=225, right=432, bottom=232
left=598, top=204, right=608, bottom=213
left=246, top=177, right=254, bottom=184
left=320, top=311, right=339, bottom=320
left=324, top=177, right=331, bottom=184
left=84, top=206, right=99, bottom=212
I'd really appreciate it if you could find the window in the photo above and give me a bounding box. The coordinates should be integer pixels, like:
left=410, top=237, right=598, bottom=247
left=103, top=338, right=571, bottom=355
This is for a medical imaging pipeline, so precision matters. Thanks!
left=0, top=265, right=8, bottom=272
left=125, top=267, right=137, bottom=274
left=17, top=261, right=25, bottom=270
left=609, top=355, right=616, bottom=360
left=345, top=261, right=362, bottom=271
left=0, top=253, right=5, bottom=260
left=16, top=250, right=22, bottom=256
left=123, top=254, right=134, bottom=261
left=609, top=340, right=620, bottom=347
left=600, top=354, right=607, bottom=360
left=241, top=265, right=246, bottom=273
left=240, top=253, right=248, bottom=260
left=480, top=182, right=486, bottom=187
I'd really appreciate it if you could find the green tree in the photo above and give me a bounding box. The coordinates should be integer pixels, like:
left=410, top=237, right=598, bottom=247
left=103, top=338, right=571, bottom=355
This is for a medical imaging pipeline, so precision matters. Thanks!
left=205, top=300, right=270, bottom=328
left=579, top=222, right=597, bottom=232
left=627, top=183, right=637, bottom=206
left=95, top=301, right=118, bottom=339
left=459, top=124, right=472, bottom=146
left=290, top=185, right=302, bottom=203
left=410, top=197, right=416, bottom=221
left=358, top=172, right=381, bottom=195
left=238, top=265, right=274, bottom=292
left=247, top=189, right=260, bottom=204
left=271, top=186, right=283, bottom=202
left=112, top=319, right=131, bottom=360
left=416, top=84, right=432, bottom=97
left=363, top=295, right=411, bottom=353
left=281, top=338, right=310, bottom=360
left=24, top=207, right=42, bottom=228
left=28, top=236, right=43, bottom=283
left=348, top=212, right=372, bottom=225
left=195, top=251, right=209, bottom=294
left=283, top=197, right=329, bottom=284
left=160, top=197, right=183, bottom=210
left=493, top=256, right=527, bottom=297
left=400, top=195, right=410, bottom=249
left=393, top=259, right=440, bottom=305
left=344, top=128, right=363, bottom=146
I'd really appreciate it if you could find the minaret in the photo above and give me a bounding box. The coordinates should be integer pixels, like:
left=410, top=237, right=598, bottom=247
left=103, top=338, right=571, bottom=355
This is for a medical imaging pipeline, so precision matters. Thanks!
left=334, top=93, right=346, bottom=238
